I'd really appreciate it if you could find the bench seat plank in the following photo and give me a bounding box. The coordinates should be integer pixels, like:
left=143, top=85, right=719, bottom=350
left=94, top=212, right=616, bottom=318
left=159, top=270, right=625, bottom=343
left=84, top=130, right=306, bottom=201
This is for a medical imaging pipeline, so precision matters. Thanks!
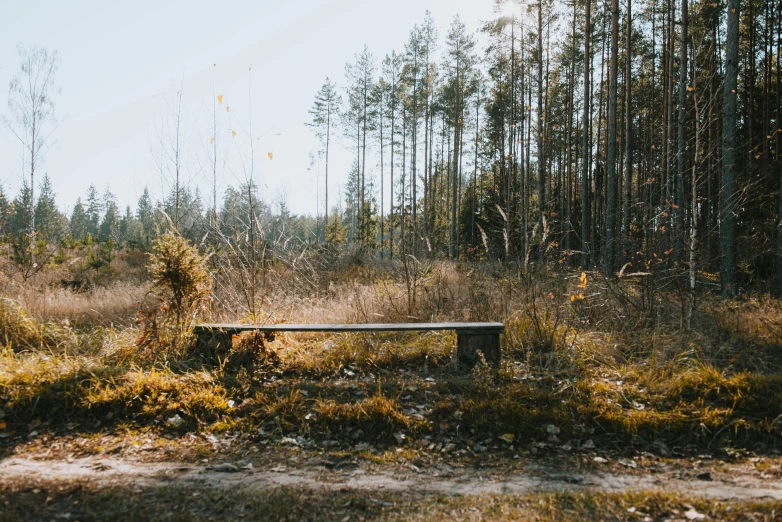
left=194, top=322, right=504, bottom=334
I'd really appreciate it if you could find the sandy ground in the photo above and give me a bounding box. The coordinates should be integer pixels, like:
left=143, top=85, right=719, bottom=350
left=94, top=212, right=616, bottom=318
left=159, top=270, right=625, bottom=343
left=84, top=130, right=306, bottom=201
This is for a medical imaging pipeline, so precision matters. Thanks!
left=2, top=455, right=780, bottom=501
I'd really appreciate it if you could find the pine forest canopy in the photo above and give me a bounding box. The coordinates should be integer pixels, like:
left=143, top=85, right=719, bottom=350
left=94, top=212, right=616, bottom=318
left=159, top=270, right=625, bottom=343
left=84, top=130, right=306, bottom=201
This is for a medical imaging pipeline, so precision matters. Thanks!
left=2, top=0, right=781, bottom=296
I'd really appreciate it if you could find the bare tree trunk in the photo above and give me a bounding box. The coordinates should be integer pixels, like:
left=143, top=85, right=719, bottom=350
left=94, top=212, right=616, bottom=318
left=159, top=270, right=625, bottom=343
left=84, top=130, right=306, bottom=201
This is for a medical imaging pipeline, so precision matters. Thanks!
left=688, top=88, right=701, bottom=328
left=537, top=0, right=545, bottom=241
left=604, top=0, right=620, bottom=275
left=720, top=0, right=739, bottom=296
left=775, top=1, right=782, bottom=296
left=390, top=95, right=396, bottom=260
left=564, top=8, right=575, bottom=263
left=379, top=90, right=385, bottom=258
left=325, top=99, right=331, bottom=243
left=675, top=0, right=688, bottom=261
left=450, top=54, right=462, bottom=260
left=582, top=0, right=592, bottom=268
left=623, top=0, right=633, bottom=252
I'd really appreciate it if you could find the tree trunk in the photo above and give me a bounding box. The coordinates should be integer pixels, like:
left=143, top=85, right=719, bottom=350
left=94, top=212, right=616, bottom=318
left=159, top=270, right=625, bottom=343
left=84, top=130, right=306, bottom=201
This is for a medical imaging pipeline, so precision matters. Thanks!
left=623, top=0, right=633, bottom=253
left=675, top=0, right=688, bottom=261
left=325, top=101, right=331, bottom=243
left=776, top=1, right=782, bottom=296
left=390, top=90, right=396, bottom=260
left=604, top=0, right=620, bottom=275
left=537, top=0, right=546, bottom=244
left=720, top=0, right=739, bottom=296
left=582, top=0, right=592, bottom=268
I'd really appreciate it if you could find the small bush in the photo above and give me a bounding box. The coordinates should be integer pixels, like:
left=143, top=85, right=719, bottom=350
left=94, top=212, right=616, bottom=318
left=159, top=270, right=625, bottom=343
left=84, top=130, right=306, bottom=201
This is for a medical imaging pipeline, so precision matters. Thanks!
left=137, top=232, right=212, bottom=357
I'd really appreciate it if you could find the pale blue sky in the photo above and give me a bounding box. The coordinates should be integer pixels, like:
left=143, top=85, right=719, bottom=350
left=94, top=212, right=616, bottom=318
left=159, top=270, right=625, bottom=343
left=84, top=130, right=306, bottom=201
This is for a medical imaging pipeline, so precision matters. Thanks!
left=0, top=0, right=499, bottom=216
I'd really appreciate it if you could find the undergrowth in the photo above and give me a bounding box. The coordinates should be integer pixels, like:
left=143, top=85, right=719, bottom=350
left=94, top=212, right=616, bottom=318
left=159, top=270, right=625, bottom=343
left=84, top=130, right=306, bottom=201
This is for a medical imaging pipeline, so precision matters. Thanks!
left=1, top=483, right=780, bottom=521
left=0, top=261, right=781, bottom=455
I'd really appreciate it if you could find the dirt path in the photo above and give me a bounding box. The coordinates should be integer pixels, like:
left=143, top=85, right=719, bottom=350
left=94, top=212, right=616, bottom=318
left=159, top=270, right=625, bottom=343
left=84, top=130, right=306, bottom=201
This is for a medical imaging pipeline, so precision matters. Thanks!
left=2, top=456, right=780, bottom=501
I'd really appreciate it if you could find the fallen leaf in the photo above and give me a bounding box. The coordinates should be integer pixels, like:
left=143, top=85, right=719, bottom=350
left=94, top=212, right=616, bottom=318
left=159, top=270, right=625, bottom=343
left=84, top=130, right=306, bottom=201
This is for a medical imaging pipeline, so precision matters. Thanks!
left=685, top=508, right=706, bottom=520
left=498, top=433, right=515, bottom=443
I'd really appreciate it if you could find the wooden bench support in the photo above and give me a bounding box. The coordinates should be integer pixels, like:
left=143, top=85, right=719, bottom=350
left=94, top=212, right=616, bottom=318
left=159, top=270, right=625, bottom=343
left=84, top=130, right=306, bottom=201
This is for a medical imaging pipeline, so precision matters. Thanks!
left=194, top=328, right=232, bottom=361
left=456, top=330, right=501, bottom=369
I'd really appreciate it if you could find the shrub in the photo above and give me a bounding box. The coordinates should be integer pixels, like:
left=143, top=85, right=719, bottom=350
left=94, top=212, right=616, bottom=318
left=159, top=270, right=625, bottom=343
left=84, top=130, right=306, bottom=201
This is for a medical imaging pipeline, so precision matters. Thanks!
left=137, top=232, right=212, bottom=357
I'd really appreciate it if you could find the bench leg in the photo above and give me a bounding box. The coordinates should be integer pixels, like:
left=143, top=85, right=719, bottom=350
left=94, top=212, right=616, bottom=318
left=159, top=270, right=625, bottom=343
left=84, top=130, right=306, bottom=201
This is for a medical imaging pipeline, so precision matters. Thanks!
left=456, top=331, right=501, bottom=369
left=195, top=330, right=233, bottom=361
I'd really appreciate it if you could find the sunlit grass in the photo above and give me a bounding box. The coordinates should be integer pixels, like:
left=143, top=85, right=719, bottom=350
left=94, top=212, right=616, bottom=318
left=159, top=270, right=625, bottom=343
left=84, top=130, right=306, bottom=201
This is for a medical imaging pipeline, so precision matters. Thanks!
left=0, top=482, right=779, bottom=521
left=0, top=261, right=781, bottom=454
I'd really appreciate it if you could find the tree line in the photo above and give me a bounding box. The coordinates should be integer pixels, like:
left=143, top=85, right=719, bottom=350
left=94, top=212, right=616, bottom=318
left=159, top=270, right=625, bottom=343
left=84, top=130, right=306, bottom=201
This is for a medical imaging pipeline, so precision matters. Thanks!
left=303, top=0, right=779, bottom=295
left=0, top=176, right=315, bottom=263
left=4, top=0, right=780, bottom=298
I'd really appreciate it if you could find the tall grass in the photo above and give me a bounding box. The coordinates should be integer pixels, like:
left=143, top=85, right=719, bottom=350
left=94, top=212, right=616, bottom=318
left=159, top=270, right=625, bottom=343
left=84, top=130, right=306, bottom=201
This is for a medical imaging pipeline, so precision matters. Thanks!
left=1, top=254, right=781, bottom=449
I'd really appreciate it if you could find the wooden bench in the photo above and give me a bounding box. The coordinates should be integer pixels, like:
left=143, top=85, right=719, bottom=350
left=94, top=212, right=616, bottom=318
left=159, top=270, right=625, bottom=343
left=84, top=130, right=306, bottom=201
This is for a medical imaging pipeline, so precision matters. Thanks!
left=193, top=322, right=505, bottom=368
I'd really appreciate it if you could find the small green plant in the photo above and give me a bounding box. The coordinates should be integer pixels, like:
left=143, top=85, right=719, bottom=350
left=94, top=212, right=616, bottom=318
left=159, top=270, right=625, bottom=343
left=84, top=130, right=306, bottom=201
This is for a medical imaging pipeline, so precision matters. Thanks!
left=137, top=232, right=212, bottom=357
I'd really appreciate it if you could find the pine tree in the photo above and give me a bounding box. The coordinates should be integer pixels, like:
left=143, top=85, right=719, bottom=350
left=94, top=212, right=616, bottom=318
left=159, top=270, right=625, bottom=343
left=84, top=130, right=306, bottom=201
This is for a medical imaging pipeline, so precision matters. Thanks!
left=8, top=184, right=33, bottom=266
left=344, top=46, right=376, bottom=247
left=443, top=15, right=478, bottom=259
left=85, top=184, right=102, bottom=239
left=136, top=188, right=156, bottom=247
left=325, top=211, right=348, bottom=246
left=604, top=0, right=620, bottom=275
left=581, top=0, right=592, bottom=267
left=70, top=198, right=88, bottom=240
left=99, top=189, right=119, bottom=243
left=34, top=174, right=63, bottom=241
left=307, top=78, right=342, bottom=240
left=381, top=51, right=403, bottom=259
left=0, top=185, right=9, bottom=237
left=720, top=0, right=739, bottom=295
left=8, top=184, right=32, bottom=238
left=119, top=205, right=138, bottom=246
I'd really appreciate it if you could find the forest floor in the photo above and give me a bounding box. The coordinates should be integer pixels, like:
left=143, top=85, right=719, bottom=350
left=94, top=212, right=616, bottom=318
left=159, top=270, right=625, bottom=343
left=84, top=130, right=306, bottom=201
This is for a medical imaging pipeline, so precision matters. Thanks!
left=2, top=256, right=782, bottom=519
left=1, top=442, right=781, bottom=521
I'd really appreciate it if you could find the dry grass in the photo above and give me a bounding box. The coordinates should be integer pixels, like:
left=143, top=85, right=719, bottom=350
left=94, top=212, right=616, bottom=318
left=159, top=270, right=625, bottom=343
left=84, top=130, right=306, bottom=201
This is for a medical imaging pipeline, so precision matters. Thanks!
left=0, top=258, right=781, bottom=455
left=0, top=248, right=149, bottom=328
left=20, top=283, right=147, bottom=327
left=0, top=482, right=779, bottom=521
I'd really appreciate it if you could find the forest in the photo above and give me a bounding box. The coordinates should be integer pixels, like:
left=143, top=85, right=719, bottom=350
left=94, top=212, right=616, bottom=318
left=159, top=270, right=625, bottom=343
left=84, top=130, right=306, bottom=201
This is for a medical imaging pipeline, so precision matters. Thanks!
left=0, top=0, right=774, bottom=297
left=1, top=0, right=782, bottom=520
